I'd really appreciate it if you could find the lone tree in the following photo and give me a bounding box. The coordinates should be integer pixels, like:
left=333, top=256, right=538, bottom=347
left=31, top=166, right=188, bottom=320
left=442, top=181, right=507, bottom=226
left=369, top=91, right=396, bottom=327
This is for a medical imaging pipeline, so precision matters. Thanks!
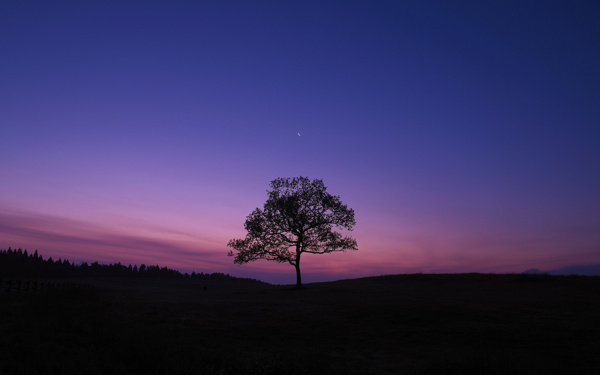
left=227, top=176, right=358, bottom=289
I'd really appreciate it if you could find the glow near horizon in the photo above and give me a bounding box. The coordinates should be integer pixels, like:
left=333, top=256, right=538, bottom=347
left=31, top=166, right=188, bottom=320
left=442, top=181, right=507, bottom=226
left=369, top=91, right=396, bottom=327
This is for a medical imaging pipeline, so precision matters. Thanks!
left=1, top=1, right=599, bottom=284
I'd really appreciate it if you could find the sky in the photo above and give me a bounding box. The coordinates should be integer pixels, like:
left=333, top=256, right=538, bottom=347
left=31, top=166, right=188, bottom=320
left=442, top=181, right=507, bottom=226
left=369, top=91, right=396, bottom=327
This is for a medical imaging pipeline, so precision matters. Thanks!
left=1, top=0, right=599, bottom=284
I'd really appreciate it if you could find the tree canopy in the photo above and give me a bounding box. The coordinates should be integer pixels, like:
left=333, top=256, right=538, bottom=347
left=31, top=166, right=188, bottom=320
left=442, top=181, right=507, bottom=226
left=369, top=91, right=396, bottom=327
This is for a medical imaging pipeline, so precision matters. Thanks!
left=227, top=176, right=358, bottom=288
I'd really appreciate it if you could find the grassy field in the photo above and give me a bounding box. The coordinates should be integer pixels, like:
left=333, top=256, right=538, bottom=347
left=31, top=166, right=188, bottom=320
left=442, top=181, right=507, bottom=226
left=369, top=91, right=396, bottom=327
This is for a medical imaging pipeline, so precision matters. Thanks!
left=1, top=273, right=599, bottom=374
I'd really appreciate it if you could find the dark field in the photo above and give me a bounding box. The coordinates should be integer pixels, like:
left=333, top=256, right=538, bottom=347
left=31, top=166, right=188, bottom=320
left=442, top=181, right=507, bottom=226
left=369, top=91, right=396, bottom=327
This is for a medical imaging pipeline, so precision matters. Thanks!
left=1, top=274, right=599, bottom=374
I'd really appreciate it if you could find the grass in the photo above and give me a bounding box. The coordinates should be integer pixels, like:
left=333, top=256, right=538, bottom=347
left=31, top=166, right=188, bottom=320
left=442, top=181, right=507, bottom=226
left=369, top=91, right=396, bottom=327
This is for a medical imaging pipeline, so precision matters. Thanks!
left=1, top=274, right=599, bottom=374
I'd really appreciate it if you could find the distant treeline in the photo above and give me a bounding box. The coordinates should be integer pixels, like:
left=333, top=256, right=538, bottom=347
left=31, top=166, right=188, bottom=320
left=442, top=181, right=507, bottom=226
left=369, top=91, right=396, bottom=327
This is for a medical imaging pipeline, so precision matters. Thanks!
left=0, top=247, right=268, bottom=285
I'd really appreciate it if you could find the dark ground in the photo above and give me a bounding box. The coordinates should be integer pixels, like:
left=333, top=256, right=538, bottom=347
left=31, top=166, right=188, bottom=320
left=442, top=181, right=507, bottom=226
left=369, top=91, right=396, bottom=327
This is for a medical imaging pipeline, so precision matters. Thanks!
left=1, top=273, right=599, bottom=374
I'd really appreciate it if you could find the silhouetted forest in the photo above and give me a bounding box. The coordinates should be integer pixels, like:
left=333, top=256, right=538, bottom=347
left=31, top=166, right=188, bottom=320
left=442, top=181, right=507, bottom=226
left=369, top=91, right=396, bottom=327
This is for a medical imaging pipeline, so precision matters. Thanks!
left=0, top=247, right=267, bottom=285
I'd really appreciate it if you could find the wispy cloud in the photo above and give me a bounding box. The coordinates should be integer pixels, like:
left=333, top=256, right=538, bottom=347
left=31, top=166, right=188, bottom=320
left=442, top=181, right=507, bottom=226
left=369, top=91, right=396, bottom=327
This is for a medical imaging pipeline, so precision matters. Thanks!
left=2, top=205, right=599, bottom=284
left=0, top=208, right=227, bottom=272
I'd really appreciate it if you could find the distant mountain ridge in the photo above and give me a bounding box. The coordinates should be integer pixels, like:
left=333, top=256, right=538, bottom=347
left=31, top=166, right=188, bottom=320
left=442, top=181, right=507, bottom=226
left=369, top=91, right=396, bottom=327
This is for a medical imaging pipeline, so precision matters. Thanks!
left=523, top=264, right=600, bottom=276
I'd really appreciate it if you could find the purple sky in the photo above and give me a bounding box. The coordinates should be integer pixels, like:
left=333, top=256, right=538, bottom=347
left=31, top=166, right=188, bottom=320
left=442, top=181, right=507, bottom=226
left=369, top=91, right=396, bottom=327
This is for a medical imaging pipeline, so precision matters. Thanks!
left=2, top=1, right=599, bottom=284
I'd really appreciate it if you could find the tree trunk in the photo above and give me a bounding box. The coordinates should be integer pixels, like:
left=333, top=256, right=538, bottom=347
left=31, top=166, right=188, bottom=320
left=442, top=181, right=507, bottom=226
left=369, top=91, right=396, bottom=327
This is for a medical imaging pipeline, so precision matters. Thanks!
left=294, top=240, right=303, bottom=289
left=294, top=263, right=302, bottom=289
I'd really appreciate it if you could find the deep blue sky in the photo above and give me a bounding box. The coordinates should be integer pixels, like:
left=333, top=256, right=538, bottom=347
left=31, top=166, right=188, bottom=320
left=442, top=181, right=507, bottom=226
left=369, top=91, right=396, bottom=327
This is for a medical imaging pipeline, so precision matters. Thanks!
left=1, top=1, right=599, bottom=283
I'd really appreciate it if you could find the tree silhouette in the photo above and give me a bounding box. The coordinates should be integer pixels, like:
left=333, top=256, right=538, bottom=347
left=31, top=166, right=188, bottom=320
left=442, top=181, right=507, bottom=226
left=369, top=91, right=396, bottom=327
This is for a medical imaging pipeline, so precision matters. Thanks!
left=0, top=248, right=268, bottom=285
left=227, top=177, right=358, bottom=288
